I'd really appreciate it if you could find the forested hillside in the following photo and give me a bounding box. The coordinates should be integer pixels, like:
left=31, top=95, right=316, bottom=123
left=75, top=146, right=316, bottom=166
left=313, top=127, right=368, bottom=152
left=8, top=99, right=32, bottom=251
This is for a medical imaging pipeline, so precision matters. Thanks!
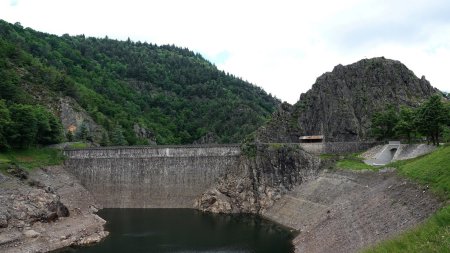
left=0, top=20, right=279, bottom=147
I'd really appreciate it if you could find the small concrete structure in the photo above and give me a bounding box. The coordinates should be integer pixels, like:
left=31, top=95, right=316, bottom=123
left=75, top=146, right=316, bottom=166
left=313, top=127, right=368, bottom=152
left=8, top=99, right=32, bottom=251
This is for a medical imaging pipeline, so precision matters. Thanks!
left=365, top=142, right=400, bottom=166
left=299, top=135, right=324, bottom=143
left=364, top=143, right=436, bottom=166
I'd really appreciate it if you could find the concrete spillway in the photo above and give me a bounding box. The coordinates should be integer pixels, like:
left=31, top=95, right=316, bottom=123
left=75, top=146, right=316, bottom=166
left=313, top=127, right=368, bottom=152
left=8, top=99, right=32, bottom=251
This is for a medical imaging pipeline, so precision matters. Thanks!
left=363, top=143, right=436, bottom=166
left=63, top=145, right=241, bottom=208
left=364, top=143, right=400, bottom=166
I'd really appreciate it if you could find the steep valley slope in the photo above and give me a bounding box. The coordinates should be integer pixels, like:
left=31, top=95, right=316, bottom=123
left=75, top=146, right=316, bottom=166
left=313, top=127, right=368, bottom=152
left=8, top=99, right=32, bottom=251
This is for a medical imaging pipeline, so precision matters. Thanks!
left=0, top=20, right=279, bottom=145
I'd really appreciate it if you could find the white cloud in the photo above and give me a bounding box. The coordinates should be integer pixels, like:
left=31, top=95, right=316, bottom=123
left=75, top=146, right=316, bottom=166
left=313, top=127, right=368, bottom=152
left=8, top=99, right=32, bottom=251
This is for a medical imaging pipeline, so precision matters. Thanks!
left=1, top=0, right=450, bottom=102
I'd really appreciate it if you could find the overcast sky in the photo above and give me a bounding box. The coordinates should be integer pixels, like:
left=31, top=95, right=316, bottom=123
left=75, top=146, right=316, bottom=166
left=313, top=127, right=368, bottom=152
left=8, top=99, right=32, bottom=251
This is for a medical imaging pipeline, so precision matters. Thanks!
left=2, top=0, right=450, bottom=103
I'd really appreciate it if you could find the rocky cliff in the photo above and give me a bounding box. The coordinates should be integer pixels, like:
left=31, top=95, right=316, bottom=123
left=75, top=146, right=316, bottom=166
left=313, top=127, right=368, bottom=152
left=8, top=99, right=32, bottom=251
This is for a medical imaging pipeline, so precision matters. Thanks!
left=256, top=57, right=438, bottom=142
left=195, top=144, right=321, bottom=213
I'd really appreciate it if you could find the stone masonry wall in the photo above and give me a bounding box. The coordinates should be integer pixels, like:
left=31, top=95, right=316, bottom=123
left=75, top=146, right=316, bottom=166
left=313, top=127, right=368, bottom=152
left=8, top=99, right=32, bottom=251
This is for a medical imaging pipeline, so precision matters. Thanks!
left=64, top=145, right=241, bottom=208
left=300, top=142, right=380, bottom=154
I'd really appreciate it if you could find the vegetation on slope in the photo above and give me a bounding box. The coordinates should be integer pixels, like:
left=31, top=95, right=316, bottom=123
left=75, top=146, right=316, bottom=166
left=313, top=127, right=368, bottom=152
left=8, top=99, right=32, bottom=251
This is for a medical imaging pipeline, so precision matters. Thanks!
left=390, top=145, right=450, bottom=201
left=336, top=155, right=375, bottom=171
left=0, top=148, right=65, bottom=171
left=363, top=206, right=449, bottom=253
left=0, top=100, right=63, bottom=150
left=0, top=20, right=279, bottom=145
left=329, top=151, right=375, bottom=171
left=362, top=145, right=450, bottom=252
left=370, top=95, right=450, bottom=144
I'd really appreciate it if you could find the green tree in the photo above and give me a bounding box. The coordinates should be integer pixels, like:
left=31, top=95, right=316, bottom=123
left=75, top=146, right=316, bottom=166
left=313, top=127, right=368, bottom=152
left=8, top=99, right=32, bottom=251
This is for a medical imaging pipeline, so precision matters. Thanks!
left=370, top=105, right=399, bottom=140
left=34, top=107, right=52, bottom=144
left=415, top=95, right=448, bottom=146
left=66, top=131, right=74, bottom=142
left=0, top=100, right=11, bottom=150
left=7, top=104, right=38, bottom=148
left=394, top=106, right=416, bottom=143
left=76, top=121, right=90, bottom=141
left=110, top=126, right=127, bottom=146
left=100, top=131, right=109, bottom=146
left=46, top=111, right=64, bottom=144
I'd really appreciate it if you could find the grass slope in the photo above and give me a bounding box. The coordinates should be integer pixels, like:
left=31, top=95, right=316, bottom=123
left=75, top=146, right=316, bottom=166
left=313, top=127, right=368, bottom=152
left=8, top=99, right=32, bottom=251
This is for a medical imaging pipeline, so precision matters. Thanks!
left=335, top=153, right=376, bottom=171
left=393, top=145, right=450, bottom=200
left=0, top=148, right=64, bottom=170
left=362, top=145, right=450, bottom=252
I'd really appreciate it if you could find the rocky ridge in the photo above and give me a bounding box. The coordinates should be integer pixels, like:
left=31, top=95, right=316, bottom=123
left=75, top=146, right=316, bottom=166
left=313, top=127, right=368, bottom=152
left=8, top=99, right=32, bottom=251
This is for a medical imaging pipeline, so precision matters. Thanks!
left=255, top=57, right=438, bottom=143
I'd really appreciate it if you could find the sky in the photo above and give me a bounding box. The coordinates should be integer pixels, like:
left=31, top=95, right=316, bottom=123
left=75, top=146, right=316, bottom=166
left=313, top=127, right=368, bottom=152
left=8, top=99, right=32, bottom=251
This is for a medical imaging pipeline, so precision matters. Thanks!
left=1, top=0, right=450, bottom=103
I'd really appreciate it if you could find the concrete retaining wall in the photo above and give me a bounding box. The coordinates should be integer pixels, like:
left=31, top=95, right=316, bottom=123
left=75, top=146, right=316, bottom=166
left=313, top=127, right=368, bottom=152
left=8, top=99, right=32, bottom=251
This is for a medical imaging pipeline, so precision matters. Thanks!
left=64, top=145, right=241, bottom=208
left=300, top=142, right=380, bottom=154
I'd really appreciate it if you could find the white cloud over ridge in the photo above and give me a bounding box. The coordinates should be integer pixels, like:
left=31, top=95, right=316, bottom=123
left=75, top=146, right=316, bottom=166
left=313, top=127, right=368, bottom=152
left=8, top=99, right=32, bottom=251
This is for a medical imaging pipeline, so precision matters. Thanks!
left=1, top=0, right=450, bottom=103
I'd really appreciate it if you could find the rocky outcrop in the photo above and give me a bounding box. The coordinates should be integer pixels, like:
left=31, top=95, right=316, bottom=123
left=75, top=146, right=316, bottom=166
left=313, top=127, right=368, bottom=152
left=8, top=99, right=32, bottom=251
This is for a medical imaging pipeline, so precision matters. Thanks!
left=0, top=166, right=107, bottom=253
left=193, top=132, right=220, bottom=144
left=298, top=57, right=437, bottom=141
left=253, top=103, right=301, bottom=143
left=133, top=123, right=156, bottom=144
left=57, top=97, right=106, bottom=142
left=258, top=57, right=438, bottom=143
left=195, top=144, right=321, bottom=213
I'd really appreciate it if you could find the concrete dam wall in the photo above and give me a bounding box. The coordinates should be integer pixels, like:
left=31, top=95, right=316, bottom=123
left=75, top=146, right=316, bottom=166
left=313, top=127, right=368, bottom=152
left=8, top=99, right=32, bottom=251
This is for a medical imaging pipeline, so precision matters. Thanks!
left=299, top=141, right=380, bottom=154
left=64, top=145, right=241, bottom=208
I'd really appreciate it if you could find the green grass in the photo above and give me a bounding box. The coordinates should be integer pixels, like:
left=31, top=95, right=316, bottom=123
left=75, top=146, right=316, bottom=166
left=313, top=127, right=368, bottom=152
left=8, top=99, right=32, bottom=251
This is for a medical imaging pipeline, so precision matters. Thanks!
left=362, top=205, right=450, bottom=253
left=335, top=152, right=376, bottom=171
left=0, top=148, right=65, bottom=170
left=336, top=159, right=376, bottom=171
left=362, top=145, right=450, bottom=252
left=394, top=145, right=450, bottom=200
left=68, top=142, right=89, bottom=149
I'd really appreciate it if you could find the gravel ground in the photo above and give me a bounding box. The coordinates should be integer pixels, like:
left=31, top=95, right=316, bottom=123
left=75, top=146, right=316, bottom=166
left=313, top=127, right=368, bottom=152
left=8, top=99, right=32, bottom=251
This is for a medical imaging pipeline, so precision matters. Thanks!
left=263, top=169, right=442, bottom=253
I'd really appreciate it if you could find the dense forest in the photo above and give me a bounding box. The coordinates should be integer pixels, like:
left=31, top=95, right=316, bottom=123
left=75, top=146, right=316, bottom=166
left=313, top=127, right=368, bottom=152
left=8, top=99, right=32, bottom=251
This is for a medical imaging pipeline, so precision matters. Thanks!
left=0, top=20, right=279, bottom=147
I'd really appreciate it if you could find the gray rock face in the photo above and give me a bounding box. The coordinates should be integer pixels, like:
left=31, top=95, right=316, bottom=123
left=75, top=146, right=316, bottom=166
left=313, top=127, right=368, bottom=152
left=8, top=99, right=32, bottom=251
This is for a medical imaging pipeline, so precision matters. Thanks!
left=133, top=123, right=156, bottom=144
left=297, top=57, right=436, bottom=141
left=193, top=132, right=220, bottom=144
left=195, top=144, right=321, bottom=213
left=57, top=97, right=106, bottom=142
left=257, top=57, right=437, bottom=143
left=0, top=166, right=108, bottom=253
left=0, top=213, right=9, bottom=228
left=253, top=103, right=301, bottom=143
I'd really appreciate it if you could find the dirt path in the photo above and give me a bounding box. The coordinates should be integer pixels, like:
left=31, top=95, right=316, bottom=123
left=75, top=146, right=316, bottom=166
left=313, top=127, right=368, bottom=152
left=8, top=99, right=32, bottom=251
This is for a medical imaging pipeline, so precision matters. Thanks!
left=263, top=169, right=442, bottom=253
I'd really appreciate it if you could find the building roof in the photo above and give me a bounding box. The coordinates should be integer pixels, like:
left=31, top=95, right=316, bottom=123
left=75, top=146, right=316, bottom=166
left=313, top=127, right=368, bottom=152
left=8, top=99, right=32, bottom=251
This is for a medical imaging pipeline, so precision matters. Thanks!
left=299, top=135, right=324, bottom=140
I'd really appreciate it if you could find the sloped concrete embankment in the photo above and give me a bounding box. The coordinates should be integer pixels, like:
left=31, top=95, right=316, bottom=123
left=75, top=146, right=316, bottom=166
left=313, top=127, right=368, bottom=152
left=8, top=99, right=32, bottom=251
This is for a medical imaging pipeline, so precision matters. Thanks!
left=64, top=146, right=241, bottom=208
left=364, top=144, right=436, bottom=165
left=263, top=169, right=441, bottom=253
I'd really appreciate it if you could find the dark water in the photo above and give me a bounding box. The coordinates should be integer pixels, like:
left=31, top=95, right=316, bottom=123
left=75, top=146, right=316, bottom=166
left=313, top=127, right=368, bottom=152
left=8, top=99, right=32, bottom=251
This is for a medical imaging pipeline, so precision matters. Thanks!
left=57, top=208, right=295, bottom=253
